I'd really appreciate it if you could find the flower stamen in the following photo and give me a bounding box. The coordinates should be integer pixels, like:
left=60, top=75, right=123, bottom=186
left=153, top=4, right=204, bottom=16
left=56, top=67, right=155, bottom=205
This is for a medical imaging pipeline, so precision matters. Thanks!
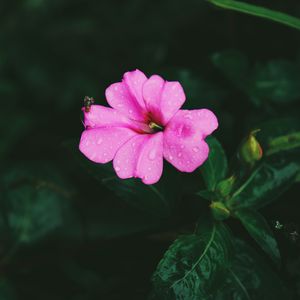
left=149, top=121, right=164, bottom=132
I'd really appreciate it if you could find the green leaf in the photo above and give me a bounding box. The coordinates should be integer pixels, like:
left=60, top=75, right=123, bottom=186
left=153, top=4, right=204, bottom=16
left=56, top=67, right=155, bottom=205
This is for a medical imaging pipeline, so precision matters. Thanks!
left=211, top=49, right=249, bottom=86
left=235, top=209, right=280, bottom=265
left=229, top=158, right=299, bottom=209
left=256, top=118, right=300, bottom=156
left=64, top=139, right=178, bottom=218
left=208, top=0, right=300, bottom=31
left=196, top=189, right=215, bottom=201
left=217, top=239, right=289, bottom=300
left=228, top=118, right=300, bottom=209
left=1, top=162, right=76, bottom=245
left=0, top=279, right=16, bottom=300
left=151, top=221, right=232, bottom=299
left=249, top=60, right=300, bottom=104
left=201, top=136, right=228, bottom=191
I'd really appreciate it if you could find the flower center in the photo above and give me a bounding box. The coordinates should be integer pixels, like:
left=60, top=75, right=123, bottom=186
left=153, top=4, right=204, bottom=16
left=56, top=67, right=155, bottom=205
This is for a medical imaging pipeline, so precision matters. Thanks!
left=148, top=121, right=164, bottom=133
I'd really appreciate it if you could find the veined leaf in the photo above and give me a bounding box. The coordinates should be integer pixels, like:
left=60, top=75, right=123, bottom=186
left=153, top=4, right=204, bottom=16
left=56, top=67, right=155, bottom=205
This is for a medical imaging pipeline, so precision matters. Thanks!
left=229, top=158, right=299, bottom=209
left=151, top=221, right=232, bottom=299
left=235, top=209, right=280, bottom=265
left=217, top=239, right=289, bottom=300
left=228, top=119, right=300, bottom=209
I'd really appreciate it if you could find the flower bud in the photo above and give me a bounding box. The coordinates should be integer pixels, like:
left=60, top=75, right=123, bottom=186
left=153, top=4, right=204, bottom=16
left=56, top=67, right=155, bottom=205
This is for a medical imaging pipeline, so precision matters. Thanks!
left=216, top=175, right=235, bottom=198
left=239, top=129, right=263, bottom=165
left=210, top=201, right=230, bottom=221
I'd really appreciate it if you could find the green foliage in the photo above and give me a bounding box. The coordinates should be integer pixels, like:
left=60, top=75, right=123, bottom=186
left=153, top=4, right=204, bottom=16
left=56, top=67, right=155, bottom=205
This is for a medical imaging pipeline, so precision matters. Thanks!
left=1, top=0, right=300, bottom=298
left=64, top=139, right=182, bottom=218
left=201, top=136, right=228, bottom=191
left=235, top=209, right=280, bottom=265
left=217, top=239, right=288, bottom=300
left=212, top=50, right=300, bottom=107
left=151, top=220, right=233, bottom=299
left=0, top=163, right=76, bottom=246
left=0, top=279, right=16, bottom=300
left=208, top=0, right=300, bottom=30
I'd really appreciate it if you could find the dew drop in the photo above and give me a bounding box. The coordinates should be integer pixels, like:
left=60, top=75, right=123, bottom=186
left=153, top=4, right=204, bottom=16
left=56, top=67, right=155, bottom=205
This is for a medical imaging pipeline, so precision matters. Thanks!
left=117, top=103, right=123, bottom=108
left=148, top=149, right=156, bottom=160
left=115, top=166, right=120, bottom=171
left=129, top=109, right=133, bottom=114
left=97, top=138, right=103, bottom=145
left=178, top=152, right=182, bottom=158
left=193, top=147, right=199, bottom=152
left=169, top=155, right=173, bottom=161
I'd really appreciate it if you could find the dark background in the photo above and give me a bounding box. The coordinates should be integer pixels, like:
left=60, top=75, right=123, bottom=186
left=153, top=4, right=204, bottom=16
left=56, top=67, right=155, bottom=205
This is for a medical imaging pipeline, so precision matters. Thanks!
left=1, top=0, right=300, bottom=299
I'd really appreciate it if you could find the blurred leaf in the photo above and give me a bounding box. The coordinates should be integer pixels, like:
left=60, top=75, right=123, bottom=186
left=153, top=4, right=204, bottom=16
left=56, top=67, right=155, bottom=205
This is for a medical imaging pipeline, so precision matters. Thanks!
left=208, top=0, right=300, bottom=31
left=249, top=60, right=300, bottom=104
left=64, top=139, right=179, bottom=218
left=167, top=69, right=226, bottom=109
left=0, top=110, right=34, bottom=160
left=201, top=136, right=228, bottom=191
left=196, top=189, right=215, bottom=201
left=211, top=49, right=249, bottom=85
left=79, top=197, right=162, bottom=240
left=0, top=279, right=16, bottom=300
left=150, top=220, right=232, bottom=299
left=217, top=239, right=289, bottom=300
left=1, top=162, right=76, bottom=245
left=235, top=209, right=280, bottom=265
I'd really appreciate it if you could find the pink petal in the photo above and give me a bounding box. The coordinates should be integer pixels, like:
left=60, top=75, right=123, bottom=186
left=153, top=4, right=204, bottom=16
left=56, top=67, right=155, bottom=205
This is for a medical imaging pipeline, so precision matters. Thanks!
left=79, top=127, right=137, bottom=163
left=105, top=82, right=146, bottom=122
left=83, top=105, right=133, bottom=128
left=163, top=109, right=218, bottom=172
left=143, top=75, right=186, bottom=125
left=83, top=105, right=150, bottom=133
left=113, top=132, right=163, bottom=184
left=123, top=69, right=147, bottom=110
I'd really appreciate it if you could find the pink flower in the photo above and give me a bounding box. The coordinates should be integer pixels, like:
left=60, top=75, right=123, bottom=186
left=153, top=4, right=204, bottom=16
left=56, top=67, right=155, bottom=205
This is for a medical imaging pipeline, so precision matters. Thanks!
left=79, top=69, right=218, bottom=185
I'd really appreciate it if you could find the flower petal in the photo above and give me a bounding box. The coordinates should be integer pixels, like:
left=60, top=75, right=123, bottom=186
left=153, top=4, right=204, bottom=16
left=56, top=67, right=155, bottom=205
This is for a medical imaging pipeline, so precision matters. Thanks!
left=163, top=109, right=218, bottom=172
left=105, top=82, right=146, bottom=122
left=123, top=69, right=147, bottom=110
left=83, top=105, right=133, bottom=128
left=143, top=75, right=186, bottom=125
left=79, top=127, right=137, bottom=163
left=136, top=132, right=163, bottom=184
left=113, top=132, right=163, bottom=184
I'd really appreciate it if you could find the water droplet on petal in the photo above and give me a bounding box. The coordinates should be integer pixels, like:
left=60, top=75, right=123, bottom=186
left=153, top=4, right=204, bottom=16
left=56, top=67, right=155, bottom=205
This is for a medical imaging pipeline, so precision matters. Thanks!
left=129, top=109, right=133, bottom=114
left=117, top=103, right=123, bottom=108
left=115, top=166, right=120, bottom=171
left=180, top=144, right=185, bottom=149
left=148, top=149, right=156, bottom=160
left=169, top=155, right=173, bottom=161
left=178, top=152, right=182, bottom=158
left=184, top=114, right=193, bottom=120
left=193, top=147, right=199, bottom=152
